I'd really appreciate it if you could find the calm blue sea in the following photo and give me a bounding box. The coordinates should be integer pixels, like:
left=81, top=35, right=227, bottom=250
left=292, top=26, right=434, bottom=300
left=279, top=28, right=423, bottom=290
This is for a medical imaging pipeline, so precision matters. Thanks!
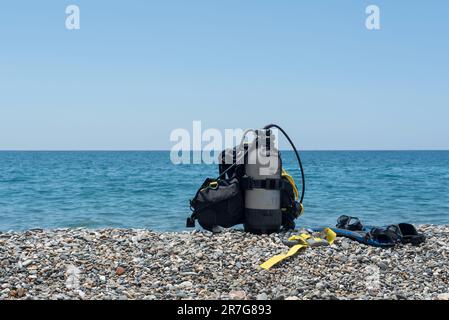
left=0, top=151, right=448, bottom=231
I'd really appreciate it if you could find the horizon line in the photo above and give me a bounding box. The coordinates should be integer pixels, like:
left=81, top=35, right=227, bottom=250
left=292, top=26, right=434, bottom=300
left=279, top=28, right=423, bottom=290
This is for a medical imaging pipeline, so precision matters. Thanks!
left=0, top=149, right=449, bottom=152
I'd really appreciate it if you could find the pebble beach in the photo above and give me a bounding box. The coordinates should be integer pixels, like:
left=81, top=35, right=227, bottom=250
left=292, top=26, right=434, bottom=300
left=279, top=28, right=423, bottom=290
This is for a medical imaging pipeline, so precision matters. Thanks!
left=1, top=225, right=448, bottom=300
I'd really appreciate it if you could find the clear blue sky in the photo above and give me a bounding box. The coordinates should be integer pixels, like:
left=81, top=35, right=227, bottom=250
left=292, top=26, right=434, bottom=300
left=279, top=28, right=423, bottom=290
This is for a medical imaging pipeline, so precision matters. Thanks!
left=1, top=1, right=448, bottom=150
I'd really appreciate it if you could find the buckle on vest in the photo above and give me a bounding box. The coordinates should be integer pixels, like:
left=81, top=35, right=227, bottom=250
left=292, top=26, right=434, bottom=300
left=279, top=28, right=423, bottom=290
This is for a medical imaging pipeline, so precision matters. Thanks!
left=241, top=176, right=254, bottom=190
left=265, top=179, right=277, bottom=189
left=186, top=217, right=196, bottom=228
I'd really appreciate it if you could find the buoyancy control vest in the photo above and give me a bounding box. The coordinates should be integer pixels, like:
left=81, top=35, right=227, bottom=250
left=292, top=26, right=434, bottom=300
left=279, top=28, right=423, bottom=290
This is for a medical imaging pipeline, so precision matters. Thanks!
left=187, top=124, right=305, bottom=234
left=187, top=177, right=244, bottom=231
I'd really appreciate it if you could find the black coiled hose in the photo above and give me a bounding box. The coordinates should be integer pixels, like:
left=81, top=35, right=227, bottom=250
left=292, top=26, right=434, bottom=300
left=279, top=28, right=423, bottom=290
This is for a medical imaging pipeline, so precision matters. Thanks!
left=263, top=124, right=305, bottom=204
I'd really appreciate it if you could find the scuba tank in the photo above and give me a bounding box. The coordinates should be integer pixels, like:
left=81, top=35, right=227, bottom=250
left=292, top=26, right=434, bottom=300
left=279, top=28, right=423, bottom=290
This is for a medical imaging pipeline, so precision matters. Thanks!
left=243, top=129, right=283, bottom=234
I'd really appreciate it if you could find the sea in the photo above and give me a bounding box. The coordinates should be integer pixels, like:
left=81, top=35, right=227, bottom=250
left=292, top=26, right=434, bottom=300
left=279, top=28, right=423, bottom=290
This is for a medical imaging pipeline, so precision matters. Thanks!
left=0, top=151, right=448, bottom=231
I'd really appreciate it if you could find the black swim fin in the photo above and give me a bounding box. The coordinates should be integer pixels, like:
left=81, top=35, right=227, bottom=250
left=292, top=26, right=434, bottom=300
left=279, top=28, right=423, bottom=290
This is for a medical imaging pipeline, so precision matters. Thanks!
left=396, top=223, right=426, bottom=246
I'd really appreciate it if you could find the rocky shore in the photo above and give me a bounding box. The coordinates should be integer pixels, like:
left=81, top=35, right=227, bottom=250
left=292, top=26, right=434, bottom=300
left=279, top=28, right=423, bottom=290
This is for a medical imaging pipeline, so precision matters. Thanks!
left=1, top=225, right=448, bottom=300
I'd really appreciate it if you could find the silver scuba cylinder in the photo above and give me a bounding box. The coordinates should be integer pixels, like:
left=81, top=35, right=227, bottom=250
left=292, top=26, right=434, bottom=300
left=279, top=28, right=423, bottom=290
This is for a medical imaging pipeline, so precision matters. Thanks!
left=243, top=129, right=282, bottom=234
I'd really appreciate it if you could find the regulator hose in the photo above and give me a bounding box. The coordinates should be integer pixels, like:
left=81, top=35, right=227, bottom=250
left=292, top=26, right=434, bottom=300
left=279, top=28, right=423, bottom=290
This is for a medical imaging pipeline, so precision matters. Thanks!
left=263, top=124, right=305, bottom=204
left=217, top=124, right=305, bottom=205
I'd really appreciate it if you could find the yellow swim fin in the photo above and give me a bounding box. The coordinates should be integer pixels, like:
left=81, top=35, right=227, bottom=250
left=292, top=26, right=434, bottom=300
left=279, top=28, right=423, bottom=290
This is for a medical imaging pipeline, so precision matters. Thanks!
left=260, top=228, right=336, bottom=270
